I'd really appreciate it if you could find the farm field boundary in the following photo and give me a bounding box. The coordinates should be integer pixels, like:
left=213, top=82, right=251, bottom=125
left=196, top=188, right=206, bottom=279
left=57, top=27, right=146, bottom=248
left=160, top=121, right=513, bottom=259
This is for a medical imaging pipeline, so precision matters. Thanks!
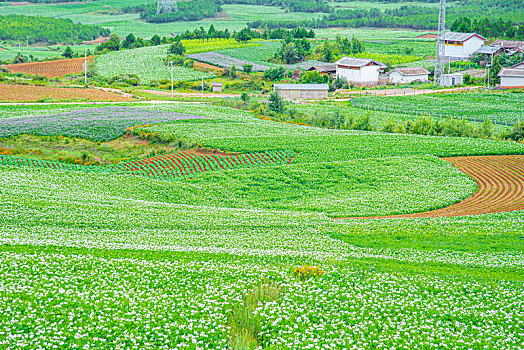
left=336, top=155, right=524, bottom=219
left=2, top=57, right=93, bottom=78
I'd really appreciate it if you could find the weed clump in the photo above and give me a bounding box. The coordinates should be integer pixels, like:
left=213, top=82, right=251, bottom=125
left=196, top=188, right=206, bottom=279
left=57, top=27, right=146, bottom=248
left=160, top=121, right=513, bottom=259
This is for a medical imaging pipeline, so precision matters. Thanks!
left=227, top=283, right=281, bottom=350
left=292, top=265, right=325, bottom=281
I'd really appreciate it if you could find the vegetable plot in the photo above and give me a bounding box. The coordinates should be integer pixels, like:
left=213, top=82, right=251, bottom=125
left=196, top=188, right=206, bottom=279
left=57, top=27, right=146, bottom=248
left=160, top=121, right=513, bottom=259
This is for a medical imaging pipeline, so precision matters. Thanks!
left=0, top=150, right=296, bottom=181
left=0, top=106, right=209, bottom=141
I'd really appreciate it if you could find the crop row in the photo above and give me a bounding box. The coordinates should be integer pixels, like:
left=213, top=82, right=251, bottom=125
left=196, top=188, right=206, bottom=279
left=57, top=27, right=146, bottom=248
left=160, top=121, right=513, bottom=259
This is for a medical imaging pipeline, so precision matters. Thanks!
left=0, top=150, right=295, bottom=181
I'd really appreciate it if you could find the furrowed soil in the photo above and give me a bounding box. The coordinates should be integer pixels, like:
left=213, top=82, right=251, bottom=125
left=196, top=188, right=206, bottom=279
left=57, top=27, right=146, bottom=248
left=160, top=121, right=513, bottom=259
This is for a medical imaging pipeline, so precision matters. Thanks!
left=0, top=84, right=132, bottom=102
left=336, top=155, right=524, bottom=219
left=2, top=57, right=93, bottom=78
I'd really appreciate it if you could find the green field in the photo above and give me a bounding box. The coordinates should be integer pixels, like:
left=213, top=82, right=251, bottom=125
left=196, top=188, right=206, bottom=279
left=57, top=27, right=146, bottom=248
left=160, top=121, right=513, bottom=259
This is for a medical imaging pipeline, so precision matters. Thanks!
left=95, top=45, right=214, bottom=83
left=353, top=92, right=524, bottom=126
left=0, top=101, right=523, bottom=348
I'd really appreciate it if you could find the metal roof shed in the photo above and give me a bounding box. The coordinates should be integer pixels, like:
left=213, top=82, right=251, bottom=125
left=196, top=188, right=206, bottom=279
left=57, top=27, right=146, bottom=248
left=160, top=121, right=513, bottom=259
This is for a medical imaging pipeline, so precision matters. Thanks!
left=273, top=84, right=329, bottom=100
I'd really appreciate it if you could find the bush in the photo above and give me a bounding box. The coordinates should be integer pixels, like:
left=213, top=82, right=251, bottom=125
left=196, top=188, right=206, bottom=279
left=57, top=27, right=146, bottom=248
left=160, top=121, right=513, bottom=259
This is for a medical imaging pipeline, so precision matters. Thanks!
left=264, top=67, right=286, bottom=81
left=292, top=265, right=325, bottom=281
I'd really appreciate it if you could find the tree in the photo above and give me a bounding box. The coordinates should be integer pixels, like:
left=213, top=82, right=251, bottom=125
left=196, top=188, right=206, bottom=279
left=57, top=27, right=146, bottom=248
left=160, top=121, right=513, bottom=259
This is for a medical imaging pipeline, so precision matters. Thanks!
left=264, top=67, right=286, bottom=81
left=150, top=34, right=161, bottom=46
left=241, top=92, right=250, bottom=106
left=242, top=63, right=253, bottom=74
left=236, top=28, right=252, bottom=43
left=489, top=56, right=502, bottom=86
left=268, top=91, right=285, bottom=114
left=105, top=33, right=121, bottom=52
left=282, top=43, right=299, bottom=64
left=63, top=46, right=73, bottom=58
left=168, top=41, right=186, bottom=55
left=122, top=33, right=136, bottom=49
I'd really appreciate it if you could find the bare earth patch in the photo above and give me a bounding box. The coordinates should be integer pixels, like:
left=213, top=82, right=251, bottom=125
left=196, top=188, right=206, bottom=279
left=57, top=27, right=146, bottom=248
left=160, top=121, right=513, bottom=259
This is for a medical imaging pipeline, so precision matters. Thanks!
left=0, top=84, right=132, bottom=102
left=2, top=57, right=94, bottom=78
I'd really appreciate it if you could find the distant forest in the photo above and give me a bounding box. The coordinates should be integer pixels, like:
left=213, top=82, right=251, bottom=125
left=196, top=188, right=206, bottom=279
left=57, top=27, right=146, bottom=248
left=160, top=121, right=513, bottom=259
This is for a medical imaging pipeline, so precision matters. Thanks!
left=1, top=0, right=89, bottom=2
left=248, top=0, right=524, bottom=35
left=222, top=0, right=331, bottom=13
left=0, top=15, right=109, bottom=44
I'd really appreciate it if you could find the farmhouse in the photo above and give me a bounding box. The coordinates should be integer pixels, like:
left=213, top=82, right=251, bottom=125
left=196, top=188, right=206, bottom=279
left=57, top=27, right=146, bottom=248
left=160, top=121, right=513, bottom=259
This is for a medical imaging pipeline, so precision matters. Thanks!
left=335, top=57, right=387, bottom=85
left=443, top=32, right=487, bottom=58
left=273, top=84, right=329, bottom=99
left=307, top=64, right=337, bottom=77
left=490, top=40, right=524, bottom=54
left=388, top=67, right=430, bottom=84
left=498, top=65, right=524, bottom=88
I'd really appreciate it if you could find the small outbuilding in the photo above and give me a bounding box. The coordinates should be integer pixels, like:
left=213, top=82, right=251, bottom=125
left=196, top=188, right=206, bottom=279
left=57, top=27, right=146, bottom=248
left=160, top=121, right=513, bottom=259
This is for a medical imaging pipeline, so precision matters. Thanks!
left=388, top=67, right=430, bottom=85
left=335, top=57, right=387, bottom=85
left=441, top=73, right=464, bottom=87
left=498, top=67, right=524, bottom=88
left=212, top=82, right=223, bottom=93
left=273, top=84, right=329, bottom=99
left=444, top=32, right=487, bottom=58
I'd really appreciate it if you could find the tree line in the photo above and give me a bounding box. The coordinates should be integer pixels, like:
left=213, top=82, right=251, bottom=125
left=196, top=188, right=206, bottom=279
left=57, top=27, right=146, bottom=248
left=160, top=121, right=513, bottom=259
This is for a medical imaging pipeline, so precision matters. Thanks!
left=0, top=15, right=109, bottom=45
left=451, top=17, right=524, bottom=40
left=222, top=0, right=331, bottom=13
left=122, top=0, right=221, bottom=23
left=248, top=0, right=524, bottom=31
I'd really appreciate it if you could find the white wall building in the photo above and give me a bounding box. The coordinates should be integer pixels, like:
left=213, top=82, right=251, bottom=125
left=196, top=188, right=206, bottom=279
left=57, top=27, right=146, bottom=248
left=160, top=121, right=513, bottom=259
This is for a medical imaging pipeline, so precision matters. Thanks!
left=273, top=84, right=329, bottom=99
left=498, top=67, right=524, bottom=88
left=441, top=73, right=464, bottom=87
left=335, top=57, right=387, bottom=85
left=388, top=67, right=430, bottom=84
left=444, top=32, right=487, bottom=58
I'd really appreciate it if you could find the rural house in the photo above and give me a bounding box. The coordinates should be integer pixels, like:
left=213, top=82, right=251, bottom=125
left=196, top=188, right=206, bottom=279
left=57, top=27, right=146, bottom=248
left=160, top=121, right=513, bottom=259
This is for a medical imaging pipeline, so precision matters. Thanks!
left=490, top=40, right=524, bottom=54
left=335, top=57, right=387, bottom=85
left=443, top=32, right=487, bottom=58
left=273, top=84, right=329, bottom=99
left=498, top=63, right=524, bottom=88
left=388, top=67, right=430, bottom=84
left=307, top=64, right=337, bottom=77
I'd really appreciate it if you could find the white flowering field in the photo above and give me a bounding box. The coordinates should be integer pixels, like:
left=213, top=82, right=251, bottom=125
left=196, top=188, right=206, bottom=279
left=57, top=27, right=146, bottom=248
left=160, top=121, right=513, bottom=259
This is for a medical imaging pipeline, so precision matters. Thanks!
left=95, top=45, right=214, bottom=84
left=1, top=102, right=523, bottom=349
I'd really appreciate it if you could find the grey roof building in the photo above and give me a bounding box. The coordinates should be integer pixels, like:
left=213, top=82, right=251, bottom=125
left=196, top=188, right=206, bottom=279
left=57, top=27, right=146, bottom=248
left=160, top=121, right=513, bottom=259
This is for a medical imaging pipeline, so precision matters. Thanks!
left=273, top=84, right=329, bottom=100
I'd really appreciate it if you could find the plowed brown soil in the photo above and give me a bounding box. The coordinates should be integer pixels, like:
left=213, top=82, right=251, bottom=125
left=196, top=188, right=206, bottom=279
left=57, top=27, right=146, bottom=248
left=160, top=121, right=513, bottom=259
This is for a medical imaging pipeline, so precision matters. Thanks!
left=336, top=155, right=524, bottom=220
left=2, top=57, right=93, bottom=78
left=0, top=84, right=132, bottom=102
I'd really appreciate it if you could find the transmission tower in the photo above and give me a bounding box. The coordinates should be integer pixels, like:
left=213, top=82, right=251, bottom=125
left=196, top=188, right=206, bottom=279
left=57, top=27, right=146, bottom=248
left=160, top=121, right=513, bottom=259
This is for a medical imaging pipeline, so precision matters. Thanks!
left=434, top=0, right=446, bottom=86
left=157, top=0, right=177, bottom=15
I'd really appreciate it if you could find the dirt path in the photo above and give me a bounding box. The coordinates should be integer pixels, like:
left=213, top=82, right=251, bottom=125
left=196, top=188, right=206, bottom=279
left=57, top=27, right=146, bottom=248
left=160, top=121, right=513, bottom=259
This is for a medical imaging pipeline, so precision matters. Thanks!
left=335, top=155, right=524, bottom=220
left=139, top=89, right=241, bottom=98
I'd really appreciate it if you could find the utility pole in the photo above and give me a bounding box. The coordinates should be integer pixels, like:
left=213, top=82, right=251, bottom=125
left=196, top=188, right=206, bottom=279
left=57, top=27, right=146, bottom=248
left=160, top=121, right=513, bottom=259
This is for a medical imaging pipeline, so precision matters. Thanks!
left=434, top=0, right=446, bottom=86
left=487, top=64, right=491, bottom=90
left=201, top=77, right=204, bottom=102
left=84, top=49, right=88, bottom=85
left=170, top=61, right=174, bottom=98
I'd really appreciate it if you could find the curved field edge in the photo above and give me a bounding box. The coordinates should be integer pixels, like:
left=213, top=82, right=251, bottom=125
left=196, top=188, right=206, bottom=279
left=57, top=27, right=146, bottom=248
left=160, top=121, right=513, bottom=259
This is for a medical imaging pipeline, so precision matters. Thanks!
left=335, top=155, right=524, bottom=219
